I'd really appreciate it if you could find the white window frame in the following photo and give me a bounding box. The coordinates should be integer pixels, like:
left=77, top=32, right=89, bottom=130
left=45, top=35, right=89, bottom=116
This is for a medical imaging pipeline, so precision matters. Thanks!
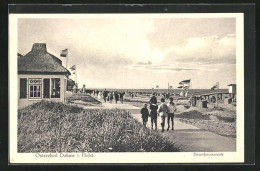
left=28, top=78, right=42, bottom=99
left=51, top=78, right=61, bottom=99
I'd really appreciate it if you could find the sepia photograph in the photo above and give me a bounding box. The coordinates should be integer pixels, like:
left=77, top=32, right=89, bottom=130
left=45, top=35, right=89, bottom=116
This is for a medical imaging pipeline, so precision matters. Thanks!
left=9, top=12, right=244, bottom=163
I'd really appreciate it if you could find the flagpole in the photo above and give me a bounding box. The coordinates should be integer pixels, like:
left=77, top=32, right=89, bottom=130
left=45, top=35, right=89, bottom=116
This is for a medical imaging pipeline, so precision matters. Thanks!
left=76, top=67, right=78, bottom=84
left=66, top=49, right=69, bottom=69
left=168, top=82, right=169, bottom=94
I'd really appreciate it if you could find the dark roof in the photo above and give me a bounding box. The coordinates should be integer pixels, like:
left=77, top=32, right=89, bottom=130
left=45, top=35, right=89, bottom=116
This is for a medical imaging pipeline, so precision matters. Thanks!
left=18, top=43, right=70, bottom=75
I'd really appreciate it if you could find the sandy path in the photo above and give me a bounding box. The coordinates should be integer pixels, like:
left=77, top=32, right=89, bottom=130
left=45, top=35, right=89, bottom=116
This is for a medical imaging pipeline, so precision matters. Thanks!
left=85, top=95, right=236, bottom=152
left=131, top=114, right=236, bottom=152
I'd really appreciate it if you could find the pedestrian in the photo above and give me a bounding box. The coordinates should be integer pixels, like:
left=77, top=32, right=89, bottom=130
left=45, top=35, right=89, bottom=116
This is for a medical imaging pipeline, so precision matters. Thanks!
left=73, top=84, right=77, bottom=94
left=131, top=93, right=134, bottom=99
left=98, top=91, right=101, bottom=100
left=167, top=97, right=177, bottom=131
left=149, top=93, right=157, bottom=104
left=109, top=91, right=114, bottom=103
left=157, top=98, right=168, bottom=132
left=141, top=103, right=149, bottom=127
left=150, top=101, right=158, bottom=130
left=75, top=83, right=78, bottom=93
left=82, top=84, right=86, bottom=94
left=114, top=91, right=119, bottom=104
left=119, top=91, right=124, bottom=103
left=103, top=89, right=108, bottom=103
left=107, top=92, right=110, bottom=102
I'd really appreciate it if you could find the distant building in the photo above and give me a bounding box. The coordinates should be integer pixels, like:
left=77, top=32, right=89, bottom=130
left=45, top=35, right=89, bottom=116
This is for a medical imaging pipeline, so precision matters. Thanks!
left=228, top=84, right=236, bottom=101
left=228, top=84, right=236, bottom=94
left=18, top=43, right=70, bottom=108
left=67, top=78, right=75, bottom=91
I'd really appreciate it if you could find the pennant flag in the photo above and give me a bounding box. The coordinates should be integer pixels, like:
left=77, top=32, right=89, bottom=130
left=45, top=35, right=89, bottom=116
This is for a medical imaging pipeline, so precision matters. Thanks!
left=211, top=82, right=219, bottom=90
left=70, top=65, right=76, bottom=71
left=156, top=85, right=159, bottom=88
left=60, top=49, right=68, bottom=57
left=179, top=79, right=191, bottom=85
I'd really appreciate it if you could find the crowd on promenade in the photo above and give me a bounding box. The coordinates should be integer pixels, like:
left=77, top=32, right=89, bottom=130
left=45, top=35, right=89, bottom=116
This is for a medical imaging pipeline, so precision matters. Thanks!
left=98, top=90, right=126, bottom=104
left=141, top=94, right=177, bottom=132
left=72, top=84, right=176, bottom=132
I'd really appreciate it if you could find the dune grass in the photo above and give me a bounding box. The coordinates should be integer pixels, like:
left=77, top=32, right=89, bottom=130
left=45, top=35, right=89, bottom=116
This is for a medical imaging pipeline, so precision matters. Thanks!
left=66, top=93, right=101, bottom=104
left=18, top=101, right=179, bottom=153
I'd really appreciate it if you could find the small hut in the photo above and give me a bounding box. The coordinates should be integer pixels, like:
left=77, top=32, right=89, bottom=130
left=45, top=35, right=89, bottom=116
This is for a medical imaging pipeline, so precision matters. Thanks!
left=67, top=78, right=75, bottom=91
left=228, top=84, right=236, bottom=102
left=18, top=43, right=71, bottom=108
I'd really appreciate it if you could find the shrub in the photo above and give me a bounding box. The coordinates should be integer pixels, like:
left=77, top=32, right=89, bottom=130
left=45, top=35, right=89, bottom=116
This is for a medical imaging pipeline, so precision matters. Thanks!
left=18, top=101, right=179, bottom=152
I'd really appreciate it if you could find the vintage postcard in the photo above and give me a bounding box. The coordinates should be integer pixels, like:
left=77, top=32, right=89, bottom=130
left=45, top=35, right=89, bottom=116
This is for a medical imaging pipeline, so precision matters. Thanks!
left=9, top=13, right=244, bottom=163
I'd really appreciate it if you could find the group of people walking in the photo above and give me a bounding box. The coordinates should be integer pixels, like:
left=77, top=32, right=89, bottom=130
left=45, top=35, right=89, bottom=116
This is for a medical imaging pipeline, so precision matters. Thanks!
left=100, top=90, right=125, bottom=104
left=140, top=94, right=177, bottom=132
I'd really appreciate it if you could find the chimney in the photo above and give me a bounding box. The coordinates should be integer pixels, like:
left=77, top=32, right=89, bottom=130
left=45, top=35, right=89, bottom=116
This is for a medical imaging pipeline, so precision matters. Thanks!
left=32, top=43, right=47, bottom=51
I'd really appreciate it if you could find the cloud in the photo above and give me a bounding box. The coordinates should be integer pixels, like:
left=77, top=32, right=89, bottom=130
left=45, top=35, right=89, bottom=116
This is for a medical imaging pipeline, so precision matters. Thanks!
left=147, top=18, right=236, bottom=50
left=132, top=63, right=201, bottom=73
left=136, top=61, right=152, bottom=65
left=18, top=17, right=236, bottom=89
left=163, top=35, right=236, bottom=65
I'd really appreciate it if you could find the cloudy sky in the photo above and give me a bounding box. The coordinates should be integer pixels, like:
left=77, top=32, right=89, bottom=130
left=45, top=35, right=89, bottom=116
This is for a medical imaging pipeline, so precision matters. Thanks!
left=18, top=16, right=236, bottom=89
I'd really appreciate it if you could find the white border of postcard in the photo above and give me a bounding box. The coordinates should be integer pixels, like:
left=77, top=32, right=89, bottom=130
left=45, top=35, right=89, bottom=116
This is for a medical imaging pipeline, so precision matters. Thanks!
left=9, top=13, right=244, bottom=163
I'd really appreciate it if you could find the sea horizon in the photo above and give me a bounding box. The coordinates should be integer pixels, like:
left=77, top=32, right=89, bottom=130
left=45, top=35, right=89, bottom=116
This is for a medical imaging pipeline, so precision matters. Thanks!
left=85, top=88, right=228, bottom=94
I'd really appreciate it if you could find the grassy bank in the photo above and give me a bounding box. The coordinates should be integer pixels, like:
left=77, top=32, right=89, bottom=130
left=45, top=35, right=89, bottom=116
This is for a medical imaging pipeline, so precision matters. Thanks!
left=66, top=93, right=101, bottom=106
left=18, top=101, right=179, bottom=152
left=176, top=109, right=236, bottom=138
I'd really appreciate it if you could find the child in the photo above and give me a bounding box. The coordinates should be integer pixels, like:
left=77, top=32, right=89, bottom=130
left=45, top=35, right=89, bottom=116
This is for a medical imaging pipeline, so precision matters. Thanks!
left=141, top=103, right=149, bottom=127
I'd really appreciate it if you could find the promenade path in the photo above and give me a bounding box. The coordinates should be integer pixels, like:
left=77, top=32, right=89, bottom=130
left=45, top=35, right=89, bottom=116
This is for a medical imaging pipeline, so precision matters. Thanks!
left=80, top=96, right=236, bottom=152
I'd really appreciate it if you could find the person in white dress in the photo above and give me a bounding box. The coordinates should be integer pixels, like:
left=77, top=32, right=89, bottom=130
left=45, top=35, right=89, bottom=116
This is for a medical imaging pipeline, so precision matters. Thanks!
left=98, top=91, right=101, bottom=99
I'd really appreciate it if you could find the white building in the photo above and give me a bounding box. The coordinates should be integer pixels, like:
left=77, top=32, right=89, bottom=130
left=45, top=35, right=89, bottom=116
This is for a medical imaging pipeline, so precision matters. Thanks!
left=228, top=84, right=236, bottom=94
left=18, top=43, right=70, bottom=108
left=227, top=84, right=236, bottom=102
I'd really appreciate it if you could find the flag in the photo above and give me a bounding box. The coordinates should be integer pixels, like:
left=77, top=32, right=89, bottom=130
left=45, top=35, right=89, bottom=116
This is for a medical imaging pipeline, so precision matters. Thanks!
left=183, top=86, right=189, bottom=90
left=60, top=49, right=68, bottom=57
left=156, top=85, right=159, bottom=88
left=70, top=65, right=76, bottom=71
left=179, top=79, right=191, bottom=85
left=211, top=82, right=219, bottom=90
